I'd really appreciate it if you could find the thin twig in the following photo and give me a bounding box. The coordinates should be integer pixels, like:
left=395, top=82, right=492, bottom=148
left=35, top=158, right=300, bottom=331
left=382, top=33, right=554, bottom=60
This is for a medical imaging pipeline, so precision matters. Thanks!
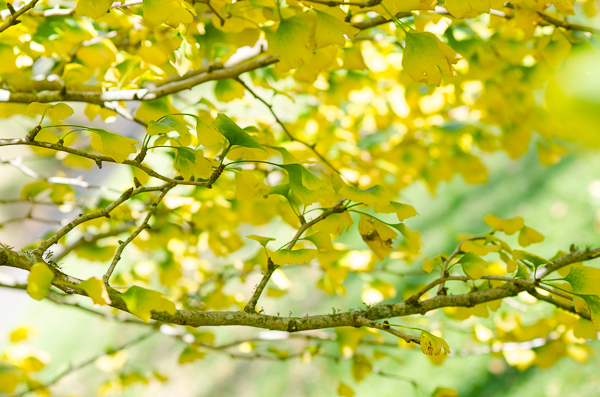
left=103, top=184, right=175, bottom=284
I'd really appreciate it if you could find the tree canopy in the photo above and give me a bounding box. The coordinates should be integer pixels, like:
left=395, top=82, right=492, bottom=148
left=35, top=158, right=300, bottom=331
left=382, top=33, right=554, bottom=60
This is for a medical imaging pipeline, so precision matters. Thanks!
left=0, top=0, right=599, bottom=395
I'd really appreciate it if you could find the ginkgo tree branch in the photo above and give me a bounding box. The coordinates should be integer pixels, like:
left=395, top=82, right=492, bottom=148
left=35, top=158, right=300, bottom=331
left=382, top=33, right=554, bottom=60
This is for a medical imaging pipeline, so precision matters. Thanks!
left=2, top=241, right=596, bottom=333
left=0, top=0, right=41, bottom=33
left=1, top=56, right=280, bottom=104
left=0, top=138, right=216, bottom=187
left=27, top=0, right=143, bottom=17
left=35, top=183, right=170, bottom=258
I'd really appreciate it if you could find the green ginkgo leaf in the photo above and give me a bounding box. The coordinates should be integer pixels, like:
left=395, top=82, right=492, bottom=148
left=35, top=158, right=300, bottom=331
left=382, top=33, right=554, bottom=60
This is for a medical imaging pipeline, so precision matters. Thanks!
left=120, top=286, right=177, bottom=323
left=147, top=115, right=192, bottom=146
left=565, top=265, right=600, bottom=295
left=512, top=250, right=551, bottom=267
left=27, top=262, right=54, bottom=301
left=580, top=295, right=600, bottom=331
left=339, top=185, right=391, bottom=207
left=212, top=113, right=264, bottom=150
left=271, top=248, right=319, bottom=266
left=457, top=252, right=487, bottom=279
left=280, top=164, right=334, bottom=206
left=172, top=147, right=212, bottom=180
left=90, top=128, right=138, bottom=163
left=247, top=235, right=275, bottom=248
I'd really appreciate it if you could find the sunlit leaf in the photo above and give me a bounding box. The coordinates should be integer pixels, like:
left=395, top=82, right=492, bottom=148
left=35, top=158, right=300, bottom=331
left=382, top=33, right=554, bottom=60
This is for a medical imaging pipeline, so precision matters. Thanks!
left=402, top=30, right=461, bottom=86
left=79, top=277, right=111, bottom=305
left=518, top=226, right=544, bottom=247
left=212, top=113, right=264, bottom=150
left=420, top=331, right=450, bottom=356
left=90, top=129, right=138, bottom=163
left=423, top=254, right=444, bottom=273
left=271, top=248, right=319, bottom=266
left=247, top=235, right=275, bottom=248
left=457, top=252, right=487, bottom=280
left=120, top=286, right=177, bottom=323
left=484, top=214, right=524, bottom=235
left=27, top=263, right=54, bottom=301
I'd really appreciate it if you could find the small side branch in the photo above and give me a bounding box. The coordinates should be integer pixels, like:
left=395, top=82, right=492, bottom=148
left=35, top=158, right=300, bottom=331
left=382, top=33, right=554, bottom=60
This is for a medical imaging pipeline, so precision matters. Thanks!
left=355, top=316, right=421, bottom=345
left=0, top=0, right=41, bottom=33
left=243, top=199, right=347, bottom=313
left=103, top=184, right=175, bottom=284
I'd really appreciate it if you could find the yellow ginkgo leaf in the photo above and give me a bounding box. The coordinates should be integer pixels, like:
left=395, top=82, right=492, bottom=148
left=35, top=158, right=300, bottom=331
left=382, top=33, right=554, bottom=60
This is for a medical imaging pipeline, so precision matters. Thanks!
left=373, top=201, right=418, bottom=222
left=75, top=0, right=113, bottom=19
left=27, top=102, right=74, bottom=122
left=552, top=0, right=575, bottom=15
left=79, top=277, right=111, bottom=305
left=27, top=263, right=54, bottom=301
left=267, top=11, right=316, bottom=69
left=484, top=214, right=524, bottom=235
left=420, top=331, right=450, bottom=356
left=235, top=170, right=263, bottom=201
left=120, top=286, right=177, bottom=323
left=178, top=345, right=206, bottom=364
left=402, top=30, right=461, bottom=86
left=195, top=111, right=223, bottom=148
left=338, top=382, right=355, bottom=397
left=314, top=7, right=359, bottom=48
left=304, top=230, right=334, bottom=253
left=215, top=79, right=245, bottom=103
left=445, top=0, right=490, bottom=19
left=423, top=254, right=444, bottom=273
left=0, top=44, right=18, bottom=73
left=271, top=248, right=319, bottom=266
left=90, top=128, right=138, bottom=163
left=432, top=387, right=458, bottom=397
left=358, top=215, right=398, bottom=261
left=339, top=185, right=391, bottom=207
left=461, top=240, right=500, bottom=256
left=390, top=223, right=421, bottom=254
left=247, top=235, right=276, bottom=248
left=518, top=226, right=544, bottom=247
left=143, top=0, right=195, bottom=27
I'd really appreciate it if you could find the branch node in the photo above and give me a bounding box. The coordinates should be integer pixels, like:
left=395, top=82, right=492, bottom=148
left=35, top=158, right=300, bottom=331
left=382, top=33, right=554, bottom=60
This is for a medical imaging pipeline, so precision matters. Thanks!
left=25, top=125, right=41, bottom=142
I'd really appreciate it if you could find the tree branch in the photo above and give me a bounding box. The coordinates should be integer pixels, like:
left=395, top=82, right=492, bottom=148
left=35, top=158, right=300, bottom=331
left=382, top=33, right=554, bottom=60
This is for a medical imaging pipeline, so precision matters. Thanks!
left=1, top=56, right=280, bottom=104
left=0, top=0, right=41, bottom=33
